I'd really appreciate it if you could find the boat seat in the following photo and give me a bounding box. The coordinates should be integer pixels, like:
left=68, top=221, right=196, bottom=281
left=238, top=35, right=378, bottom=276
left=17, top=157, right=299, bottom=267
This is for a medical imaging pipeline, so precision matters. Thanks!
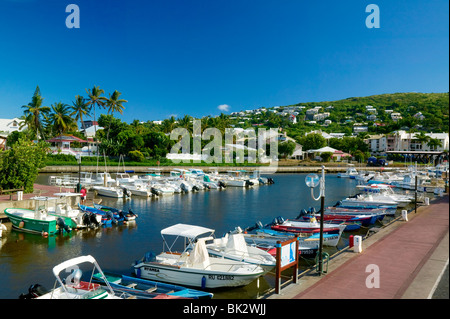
left=126, top=283, right=137, bottom=288
left=145, top=287, right=157, bottom=293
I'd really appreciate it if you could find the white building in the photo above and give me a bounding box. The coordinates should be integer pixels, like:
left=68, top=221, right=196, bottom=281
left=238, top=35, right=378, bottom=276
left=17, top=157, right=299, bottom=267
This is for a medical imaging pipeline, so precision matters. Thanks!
left=0, top=118, right=26, bottom=134
left=386, top=131, right=449, bottom=152
left=366, top=135, right=388, bottom=154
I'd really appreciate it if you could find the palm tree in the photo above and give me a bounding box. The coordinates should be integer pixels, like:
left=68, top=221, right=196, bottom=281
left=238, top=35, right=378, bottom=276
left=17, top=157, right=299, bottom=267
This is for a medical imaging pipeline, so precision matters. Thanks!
left=21, top=86, right=51, bottom=140
left=427, top=138, right=443, bottom=151
left=49, top=102, right=76, bottom=136
left=177, top=115, right=192, bottom=133
left=105, top=90, right=127, bottom=116
left=105, top=90, right=127, bottom=140
left=70, top=95, right=90, bottom=132
left=85, top=86, right=107, bottom=154
left=161, top=116, right=177, bottom=133
left=70, top=95, right=91, bottom=154
left=413, top=131, right=430, bottom=150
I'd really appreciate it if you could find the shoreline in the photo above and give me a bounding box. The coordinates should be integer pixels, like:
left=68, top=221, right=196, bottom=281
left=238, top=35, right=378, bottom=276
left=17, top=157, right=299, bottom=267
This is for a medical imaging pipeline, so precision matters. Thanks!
left=39, top=165, right=396, bottom=174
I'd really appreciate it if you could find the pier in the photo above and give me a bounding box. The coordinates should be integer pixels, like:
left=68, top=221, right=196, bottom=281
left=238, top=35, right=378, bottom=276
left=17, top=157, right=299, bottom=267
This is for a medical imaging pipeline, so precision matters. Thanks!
left=265, top=194, right=449, bottom=299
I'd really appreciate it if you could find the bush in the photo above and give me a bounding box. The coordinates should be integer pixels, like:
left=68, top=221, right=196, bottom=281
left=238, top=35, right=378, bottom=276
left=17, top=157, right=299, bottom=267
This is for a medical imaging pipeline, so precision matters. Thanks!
left=128, top=150, right=145, bottom=162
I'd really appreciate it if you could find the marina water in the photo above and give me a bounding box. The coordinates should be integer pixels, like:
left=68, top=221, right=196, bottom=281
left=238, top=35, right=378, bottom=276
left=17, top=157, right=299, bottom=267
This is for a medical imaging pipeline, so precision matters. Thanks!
left=0, top=173, right=393, bottom=299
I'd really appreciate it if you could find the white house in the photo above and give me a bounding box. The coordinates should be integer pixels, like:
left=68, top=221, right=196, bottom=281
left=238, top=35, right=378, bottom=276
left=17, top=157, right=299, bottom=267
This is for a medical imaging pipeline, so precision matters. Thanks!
left=0, top=118, right=26, bottom=134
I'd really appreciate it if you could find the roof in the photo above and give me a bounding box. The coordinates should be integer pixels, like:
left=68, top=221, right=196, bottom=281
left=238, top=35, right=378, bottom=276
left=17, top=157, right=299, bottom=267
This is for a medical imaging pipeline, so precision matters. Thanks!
left=46, top=134, right=87, bottom=143
left=308, top=146, right=339, bottom=153
left=161, top=223, right=214, bottom=239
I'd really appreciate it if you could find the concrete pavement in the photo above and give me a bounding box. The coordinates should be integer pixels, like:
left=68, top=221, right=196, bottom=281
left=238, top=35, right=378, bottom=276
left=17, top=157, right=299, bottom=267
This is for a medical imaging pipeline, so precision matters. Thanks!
left=267, top=195, right=449, bottom=299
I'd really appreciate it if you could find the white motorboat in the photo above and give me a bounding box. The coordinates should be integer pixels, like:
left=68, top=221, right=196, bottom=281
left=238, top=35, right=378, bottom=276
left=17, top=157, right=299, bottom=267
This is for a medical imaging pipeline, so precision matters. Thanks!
left=0, top=222, right=7, bottom=238
left=337, top=165, right=358, bottom=178
left=115, top=172, right=135, bottom=185
left=150, top=183, right=175, bottom=195
left=202, top=232, right=276, bottom=273
left=34, top=255, right=121, bottom=299
left=339, top=194, right=400, bottom=208
left=94, top=172, right=116, bottom=186
left=49, top=193, right=102, bottom=229
left=92, top=186, right=126, bottom=198
left=125, top=183, right=152, bottom=197
left=133, top=224, right=265, bottom=288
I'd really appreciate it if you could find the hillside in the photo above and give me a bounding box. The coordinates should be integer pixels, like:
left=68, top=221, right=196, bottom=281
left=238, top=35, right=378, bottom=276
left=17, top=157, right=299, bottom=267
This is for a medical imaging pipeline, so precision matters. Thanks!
left=232, top=92, right=449, bottom=136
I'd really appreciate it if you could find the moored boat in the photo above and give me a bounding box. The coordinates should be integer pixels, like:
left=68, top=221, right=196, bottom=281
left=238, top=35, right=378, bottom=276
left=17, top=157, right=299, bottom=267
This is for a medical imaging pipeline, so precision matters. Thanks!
left=92, top=271, right=213, bottom=299
left=133, top=223, right=265, bottom=288
left=31, top=255, right=122, bottom=299
left=4, top=196, right=73, bottom=235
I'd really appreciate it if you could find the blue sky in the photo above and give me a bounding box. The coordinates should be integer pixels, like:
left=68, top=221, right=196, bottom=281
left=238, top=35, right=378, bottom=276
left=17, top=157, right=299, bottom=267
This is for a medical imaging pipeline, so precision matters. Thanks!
left=0, top=0, right=448, bottom=124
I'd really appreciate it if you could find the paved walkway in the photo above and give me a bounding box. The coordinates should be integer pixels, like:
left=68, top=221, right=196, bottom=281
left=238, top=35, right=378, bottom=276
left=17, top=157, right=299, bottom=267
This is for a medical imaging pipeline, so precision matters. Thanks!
left=269, top=195, right=449, bottom=299
left=0, top=184, right=74, bottom=203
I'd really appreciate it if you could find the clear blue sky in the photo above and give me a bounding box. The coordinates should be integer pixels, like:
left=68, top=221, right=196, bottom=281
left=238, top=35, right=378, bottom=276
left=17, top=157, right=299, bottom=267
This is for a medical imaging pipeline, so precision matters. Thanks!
left=0, top=0, right=448, bottom=124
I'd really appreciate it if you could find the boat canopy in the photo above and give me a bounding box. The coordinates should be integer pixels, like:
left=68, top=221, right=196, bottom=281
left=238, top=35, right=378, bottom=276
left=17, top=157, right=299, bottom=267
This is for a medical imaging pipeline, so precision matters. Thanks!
left=161, top=223, right=214, bottom=239
left=52, top=255, right=98, bottom=277
left=30, top=196, right=59, bottom=201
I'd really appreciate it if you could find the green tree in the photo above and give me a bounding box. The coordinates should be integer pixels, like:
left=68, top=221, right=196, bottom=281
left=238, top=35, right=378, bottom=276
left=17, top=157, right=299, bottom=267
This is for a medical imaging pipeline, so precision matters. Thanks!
left=320, top=151, right=333, bottom=162
left=70, top=95, right=90, bottom=132
left=21, top=86, right=51, bottom=140
left=105, top=90, right=127, bottom=140
left=299, top=133, right=326, bottom=151
left=278, top=140, right=296, bottom=159
left=85, top=86, right=107, bottom=145
left=0, top=139, right=48, bottom=193
left=49, top=102, right=76, bottom=136
left=427, top=138, right=443, bottom=150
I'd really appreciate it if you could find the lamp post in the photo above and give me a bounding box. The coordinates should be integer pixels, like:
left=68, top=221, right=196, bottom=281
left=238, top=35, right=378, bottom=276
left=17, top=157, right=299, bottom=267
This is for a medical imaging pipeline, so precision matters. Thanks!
left=305, top=165, right=326, bottom=275
left=76, top=154, right=81, bottom=192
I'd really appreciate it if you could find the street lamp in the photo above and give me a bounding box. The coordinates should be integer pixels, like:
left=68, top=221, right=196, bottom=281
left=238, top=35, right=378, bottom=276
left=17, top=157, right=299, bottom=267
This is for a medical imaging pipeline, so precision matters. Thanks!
left=305, top=165, right=326, bottom=275
left=76, top=154, right=81, bottom=192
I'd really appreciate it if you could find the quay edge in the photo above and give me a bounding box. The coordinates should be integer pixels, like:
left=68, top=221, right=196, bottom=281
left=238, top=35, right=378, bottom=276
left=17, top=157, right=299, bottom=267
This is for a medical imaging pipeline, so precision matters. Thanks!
left=38, top=165, right=396, bottom=174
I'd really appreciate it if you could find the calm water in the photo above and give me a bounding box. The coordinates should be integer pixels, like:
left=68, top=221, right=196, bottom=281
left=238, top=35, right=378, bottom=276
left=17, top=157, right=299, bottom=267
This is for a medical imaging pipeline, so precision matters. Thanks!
left=0, top=173, right=372, bottom=299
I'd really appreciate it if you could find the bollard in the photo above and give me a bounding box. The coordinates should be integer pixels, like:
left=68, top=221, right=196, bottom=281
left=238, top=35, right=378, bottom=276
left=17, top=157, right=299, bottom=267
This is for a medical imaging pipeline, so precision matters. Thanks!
left=353, top=235, right=362, bottom=253
left=401, top=210, right=408, bottom=221
left=425, top=197, right=430, bottom=206
left=349, top=235, right=354, bottom=248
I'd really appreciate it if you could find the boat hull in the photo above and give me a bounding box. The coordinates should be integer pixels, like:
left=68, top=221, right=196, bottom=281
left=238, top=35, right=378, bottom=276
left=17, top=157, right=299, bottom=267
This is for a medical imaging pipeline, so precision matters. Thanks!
left=4, top=208, right=58, bottom=235
left=134, top=261, right=263, bottom=289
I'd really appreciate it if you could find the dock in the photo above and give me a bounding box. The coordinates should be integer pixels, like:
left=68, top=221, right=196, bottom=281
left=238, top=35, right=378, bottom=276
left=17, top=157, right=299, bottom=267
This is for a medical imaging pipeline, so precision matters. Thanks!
left=265, top=194, right=449, bottom=299
left=0, top=184, right=94, bottom=220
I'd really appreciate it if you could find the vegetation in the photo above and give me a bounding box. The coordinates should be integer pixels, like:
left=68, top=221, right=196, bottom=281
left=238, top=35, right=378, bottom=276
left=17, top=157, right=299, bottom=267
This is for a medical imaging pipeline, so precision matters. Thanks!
left=0, top=139, right=48, bottom=192
left=3, top=87, right=448, bottom=169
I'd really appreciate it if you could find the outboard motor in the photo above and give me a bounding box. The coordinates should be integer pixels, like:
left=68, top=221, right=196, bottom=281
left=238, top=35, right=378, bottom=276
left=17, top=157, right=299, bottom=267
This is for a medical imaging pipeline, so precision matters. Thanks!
left=56, top=217, right=71, bottom=233
left=150, top=188, right=159, bottom=196
left=296, top=208, right=308, bottom=219
left=245, top=180, right=254, bottom=187
left=276, top=216, right=285, bottom=224
left=122, top=187, right=131, bottom=198
left=128, top=208, right=138, bottom=218
left=192, top=185, right=200, bottom=192
left=267, top=177, right=275, bottom=184
left=218, top=181, right=226, bottom=188
left=19, top=284, right=49, bottom=299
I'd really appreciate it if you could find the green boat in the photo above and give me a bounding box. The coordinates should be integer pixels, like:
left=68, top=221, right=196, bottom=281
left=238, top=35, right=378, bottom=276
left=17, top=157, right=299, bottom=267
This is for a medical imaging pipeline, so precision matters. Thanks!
left=4, top=197, right=72, bottom=235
